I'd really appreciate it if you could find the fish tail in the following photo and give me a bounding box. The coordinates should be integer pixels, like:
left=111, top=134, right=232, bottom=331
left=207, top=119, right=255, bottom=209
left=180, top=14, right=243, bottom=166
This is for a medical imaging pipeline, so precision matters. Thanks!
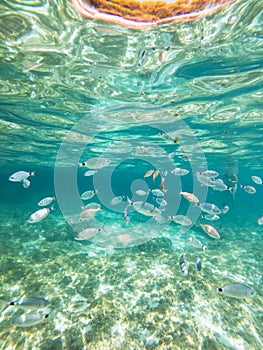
left=202, top=245, right=207, bottom=251
left=126, top=197, right=133, bottom=206
left=30, top=171, right=36, bottom=176
left=0, top=303, right=11, bottom=315
left=50, top=205, right=55, bottom=211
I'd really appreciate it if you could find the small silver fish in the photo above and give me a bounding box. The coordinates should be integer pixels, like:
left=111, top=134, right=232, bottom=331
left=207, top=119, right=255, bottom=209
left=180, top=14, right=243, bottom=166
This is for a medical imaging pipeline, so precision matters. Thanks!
left=10, top=297, right=50, bottom=310
left=79, top=157, right=111, bottom=169
left=9, top=171, right=35, bottom=182
left=110, top=196, right=125, bottom=205
left=84, top=170, right=97, bottom=177
left=171, top=168, right=189, bottom=176
left=150, top=189, right=164, bottom=197
left=27, top=206, right=55, bottom=223
left=22, top=179, right=31, bottom=188
left=135, top=190, right=149, bottom=196
left=123, top=207, right=130, bottom=224
left=221, top=205, right=229, bottom=214
left=169, top=215, right=192, bottom=226
left=197, top=203, right=221, bottom=215
left=212, top=179, right=230, bottom=192
left=82, top=202, right=101, bottom=210
left=38, top=196, right=55, bottom=207
left=196, top=256, right=202, bottom=271
left=257, top=215, right=263, bottom=225
left=202, top=214, right=220, bottom=221
left=81, top=190, right=97, bottom=200
left=217, top=284, right=256, bottom=299
left=195, top=173, right=215, bottom=187
left=75, top=226, right=104, bottom=240
left=179, top=254, right=188, bottom=276
left=199, top=170, right=219, bottom=178
left=132, top=201, right=161, bottom=217
left=251, top=176, right=262, bottom=185
left=188, top=237, right=207, bottom=251
left=11, top=313, right=49, bottom=328
left=240, top=185, right=256, bottom=194
left=154, top=197, right=167, bottom=207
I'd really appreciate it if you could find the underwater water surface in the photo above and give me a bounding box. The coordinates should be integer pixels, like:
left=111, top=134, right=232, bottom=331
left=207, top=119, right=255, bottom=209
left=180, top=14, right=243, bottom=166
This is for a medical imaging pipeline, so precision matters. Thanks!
left=0, top=0, right=263, bottom=349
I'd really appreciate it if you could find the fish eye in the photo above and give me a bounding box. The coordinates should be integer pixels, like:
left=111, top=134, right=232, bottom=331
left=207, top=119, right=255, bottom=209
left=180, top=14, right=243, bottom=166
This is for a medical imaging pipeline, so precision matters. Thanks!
left=10, top=301, right=15, bottom=305
left=44, top=314, right=49, bottom=318
left=218, top=288, right=223, bottom=293
left=82, top=162, right=85, bottom=166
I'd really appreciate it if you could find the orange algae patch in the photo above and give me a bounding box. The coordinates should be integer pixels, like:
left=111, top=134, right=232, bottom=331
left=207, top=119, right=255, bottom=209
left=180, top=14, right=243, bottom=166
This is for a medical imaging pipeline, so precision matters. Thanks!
left=71, top=0, right=236, bottom=28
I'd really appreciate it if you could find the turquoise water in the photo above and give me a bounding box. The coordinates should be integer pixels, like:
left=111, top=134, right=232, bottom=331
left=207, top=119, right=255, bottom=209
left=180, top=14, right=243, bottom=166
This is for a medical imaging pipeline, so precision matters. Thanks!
left=1, top=0, right=263, bottom=349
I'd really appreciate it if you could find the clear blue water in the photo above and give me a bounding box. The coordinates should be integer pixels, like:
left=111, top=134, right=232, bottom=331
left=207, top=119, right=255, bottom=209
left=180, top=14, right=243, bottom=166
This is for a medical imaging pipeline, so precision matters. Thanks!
left=0, top=0, right=263, bottom=349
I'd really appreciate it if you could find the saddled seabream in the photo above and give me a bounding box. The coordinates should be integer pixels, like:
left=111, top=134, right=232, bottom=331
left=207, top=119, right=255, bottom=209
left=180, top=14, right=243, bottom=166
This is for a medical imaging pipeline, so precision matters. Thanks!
left=169, top=215, right=192, bottom=226
left=195, top=173, right=215, bottom=187
left=198, top=223, right=220, bottom=239
left=79, top=157, right=111, bottom=169
left=196, top=202, right=221, bottom=215
left=75, top=225, right=104, bottom=240
left=251, top=176, right=262, bottom=185
left=132, top=201, right=161, bottom=217
left=22, top=179, right=31, bottom=188
left=11, top=313, right=49, bottom=328
left=82, top=202, right=101, bottom=210
left=179, top=254, right=188, bottom=276
left=38, top=196, right=55, bottom=207
left=198, top=170, right=219, bottom=178
left=188, top=237, right=207, bottom=251
left=27, top=206, right=55, bottom=223
left=217, top=284, right=256, bottom=299
left=150, top=189, right=164, bottom=197
left=212, top=179, right=230, bottom=192
left=10, top=297, right=50, bottom=310
left=240, top=185, right=256, bottom=194
left=9, top=171, right=35, bottom=182
left=110, top=195, right=125, bottom=205
left=154, top=197, right=167, bottom=207
left=81, top=190, right=97, bottom=200
left=201, top=214, right=220, bottom=221
left=171, top=168, right=189, bottom=176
